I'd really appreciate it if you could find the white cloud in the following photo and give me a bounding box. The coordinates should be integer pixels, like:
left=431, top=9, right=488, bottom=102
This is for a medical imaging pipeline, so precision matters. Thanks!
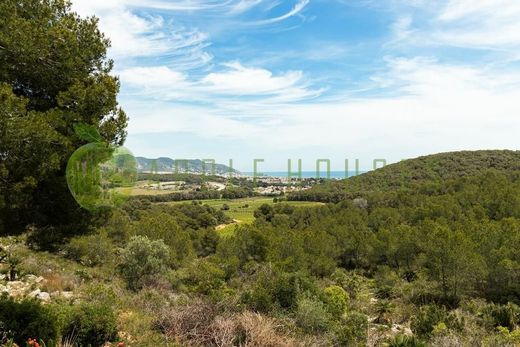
left=119, top=62, right=323, bottom=104
left=72, top=0, right=213, bottom=69
left=125, top=58, right=520, bottom=168
left=119, top=66, right=187, bottom=88
left=387, top=0, right=520, bottom=52
left=252, top=0, right=310, bottom=24
left=202, top=62, right=304, bottom=95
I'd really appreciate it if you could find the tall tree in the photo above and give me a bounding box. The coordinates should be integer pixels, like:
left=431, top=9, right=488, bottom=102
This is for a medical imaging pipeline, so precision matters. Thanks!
left=0, top=0, right=127, bottom=237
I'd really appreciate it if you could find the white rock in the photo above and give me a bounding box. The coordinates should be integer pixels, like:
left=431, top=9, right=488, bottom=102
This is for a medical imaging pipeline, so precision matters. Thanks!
left=36, top=291, right=51, bottom=303
left=6, top=281, right=29, bottom=298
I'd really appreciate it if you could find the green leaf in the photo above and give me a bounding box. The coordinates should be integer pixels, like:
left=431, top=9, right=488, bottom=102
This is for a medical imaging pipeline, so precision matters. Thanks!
left=74, top=123, right=104, bottom=143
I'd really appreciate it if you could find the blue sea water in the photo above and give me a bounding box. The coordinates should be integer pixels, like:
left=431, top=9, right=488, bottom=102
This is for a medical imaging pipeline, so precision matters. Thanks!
left=242, top=171, right=367, bottom=179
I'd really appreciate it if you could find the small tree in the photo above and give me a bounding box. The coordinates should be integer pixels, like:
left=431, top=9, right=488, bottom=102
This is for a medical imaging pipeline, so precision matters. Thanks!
left=118, top=236, right=170, bottom=291
left=322, top=285, right=350, bottom=317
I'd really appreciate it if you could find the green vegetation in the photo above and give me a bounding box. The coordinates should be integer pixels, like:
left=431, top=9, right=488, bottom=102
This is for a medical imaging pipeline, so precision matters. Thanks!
left=4, top=0, right=520, bottom=346
left=289, top=150, right=520, bottom=202
left=135, top=157, right=238, bottom=175
left=0, top=0, right=127, bottom=237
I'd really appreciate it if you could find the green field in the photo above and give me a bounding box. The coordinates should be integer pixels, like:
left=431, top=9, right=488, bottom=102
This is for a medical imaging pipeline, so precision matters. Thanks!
left=166, top=197, right=323, bottom=236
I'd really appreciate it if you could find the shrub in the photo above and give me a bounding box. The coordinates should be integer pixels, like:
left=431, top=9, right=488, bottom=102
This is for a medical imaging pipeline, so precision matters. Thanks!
left=243, top=270, right=316, bottom=313
left=295, top=296, right=332, bottom=333
left=322, top=285, right=349, bottom=317
left=0, top=295, right=60, bottom=346
left=481, top=302, right=520, bottom=331
left=177, top=259, right=227, bottom=296
left=62, top=303, right=117, bottom=347
left=105, top=209, right=132, bottom=245
left=130, top=211, right=194, bottom=266
left=385, top=334, right=426, bottom=347
left=64, top=232, right=114, bottom=266
left=330, top=269, right=364, bottom=299
left=410, top=305, right=463, bottom=338
left=192, top=228, right=219, bottom=257
left=333, top=311, right=368, bottom=346
left=118, top=236, right=171, bottom=291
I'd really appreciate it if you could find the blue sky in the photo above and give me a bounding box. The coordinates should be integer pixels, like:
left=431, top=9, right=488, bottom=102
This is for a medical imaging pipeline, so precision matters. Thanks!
left=73, top=0, right=520, bottom=171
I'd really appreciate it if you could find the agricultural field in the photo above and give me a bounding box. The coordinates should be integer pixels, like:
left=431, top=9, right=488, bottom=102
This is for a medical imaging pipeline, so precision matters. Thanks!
left=166, top=197, right=324, bottom=236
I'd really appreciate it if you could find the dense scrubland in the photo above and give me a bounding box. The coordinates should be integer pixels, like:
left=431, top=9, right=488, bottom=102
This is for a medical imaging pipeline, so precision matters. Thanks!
left=5, top=150, right=520, bottom=346
left=3, top=1, right=520, bottom=346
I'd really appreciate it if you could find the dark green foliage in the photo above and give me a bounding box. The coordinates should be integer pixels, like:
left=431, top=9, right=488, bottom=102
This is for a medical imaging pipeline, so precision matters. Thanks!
left=118, top=236, right=171, bottom=291
left=0, top=296, right=59, bottom=346
left=131, top=185, right=253, bottom=203
left=243, top=269, right=316, bottom=313
left=130, top=209, right=194, bottom=266
left=0, top=0, right=127, bottom=235
left=62, top=303, right=117, bottom=347
left=253, top=204, right=275, bottom=222
left=290, top=150, right=520, bottom=202
left=481, top=302, right=520, bottom=331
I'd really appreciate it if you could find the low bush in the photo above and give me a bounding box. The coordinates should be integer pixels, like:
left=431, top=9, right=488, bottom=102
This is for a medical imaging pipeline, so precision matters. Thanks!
left=0, top=295, right=60, bottom=346
left=410, top=305, right=463, bottom=338
left=481, top=302, right=520, bottom=331
left=176, top=259, right=227, bottom=296
left=64, top=232, right=114, bottom=267
left=294, top=296, right=332, bottom=333
left=118, top=235, right=171, bottom=291
left=333, top=311, right=368, bottom=346
left=322, top=285, right=349, bottom=317
left=61, top=302, right=118, bottom=347
left=385, top=334, right=426, bottom=347
left=243, top=269, right=317, bottom=313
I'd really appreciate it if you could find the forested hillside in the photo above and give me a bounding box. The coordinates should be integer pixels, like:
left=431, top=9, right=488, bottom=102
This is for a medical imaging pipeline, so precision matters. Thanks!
left=289, top=150, right=520, bottom=202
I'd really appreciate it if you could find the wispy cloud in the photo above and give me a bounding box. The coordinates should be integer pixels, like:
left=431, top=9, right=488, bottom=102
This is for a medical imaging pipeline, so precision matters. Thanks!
left=119, top=62, right=323, bottom=108
left=251, top=0, right=310, bottom=25
left=126, top=58, right=520, bottom=162
left=74, top=0, right=520, bottom=167
left=387, top=0, right=520, bottom=54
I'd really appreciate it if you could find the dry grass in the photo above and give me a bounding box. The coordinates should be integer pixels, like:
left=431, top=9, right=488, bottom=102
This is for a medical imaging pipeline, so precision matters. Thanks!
left=40, top=272, right=77, bottom=292
left=155, top=299, right=299, bottom=346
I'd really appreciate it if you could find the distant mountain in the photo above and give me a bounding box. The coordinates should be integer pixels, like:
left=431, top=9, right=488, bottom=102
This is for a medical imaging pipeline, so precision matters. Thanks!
left=135, top=157, right=239, bottom=175
left=289, top=150, right=520, bottom=202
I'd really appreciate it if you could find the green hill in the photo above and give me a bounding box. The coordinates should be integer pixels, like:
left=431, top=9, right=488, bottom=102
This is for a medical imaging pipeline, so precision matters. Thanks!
left=136, top=157, right=239, bottom=175
left=289, top=150, right=520, bottom=202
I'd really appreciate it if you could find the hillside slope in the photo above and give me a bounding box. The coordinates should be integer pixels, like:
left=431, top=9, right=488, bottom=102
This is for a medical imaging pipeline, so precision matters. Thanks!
left=289, top=150, right=520, bottom=202
left=136, top=157, right=238, bottom=175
